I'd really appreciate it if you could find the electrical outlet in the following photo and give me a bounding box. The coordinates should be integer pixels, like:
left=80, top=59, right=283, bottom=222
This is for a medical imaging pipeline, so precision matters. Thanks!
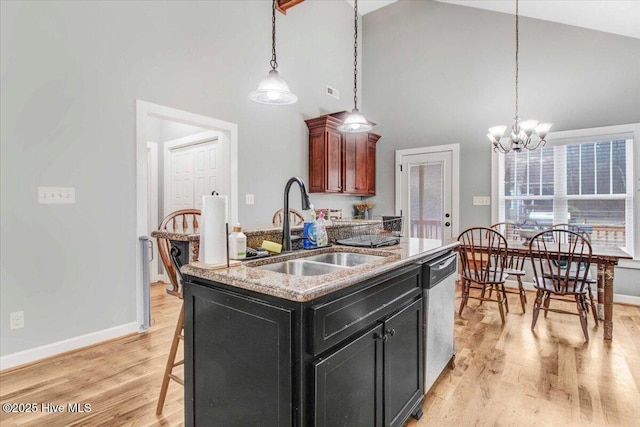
left=245, top=194, right=255, bottom=205
left=38, top=187, right=75, bottom=204
left=473, top=196, right=491, bottom=206
left=10, top=311, right=24, bottom=330
left=326, top=85, right=340, bottom=99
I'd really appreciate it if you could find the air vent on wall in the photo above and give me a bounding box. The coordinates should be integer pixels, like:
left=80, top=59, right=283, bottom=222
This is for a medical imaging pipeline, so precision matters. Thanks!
left=326, top=86, right=340, bottom=99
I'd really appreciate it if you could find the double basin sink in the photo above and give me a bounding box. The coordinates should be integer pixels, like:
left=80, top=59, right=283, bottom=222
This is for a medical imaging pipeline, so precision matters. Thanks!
left=254, top=252, right=386, bottom=277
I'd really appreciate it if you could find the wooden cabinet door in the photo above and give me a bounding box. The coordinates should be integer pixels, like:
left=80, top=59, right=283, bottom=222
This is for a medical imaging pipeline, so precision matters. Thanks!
left=367, top=134, right=379, bottom=194
left=314, top=324, right=384, bottom=427
left=326, top=129, right=343, bottom=193
left=344, top=133, right=369, bottom=194
left=309, top=128, right=342, bottom=193
left=184, top=283, right=292, bottom=427
left=383, top=299, right=424, bottom=427
left=309, top=129, right=327, bottom=193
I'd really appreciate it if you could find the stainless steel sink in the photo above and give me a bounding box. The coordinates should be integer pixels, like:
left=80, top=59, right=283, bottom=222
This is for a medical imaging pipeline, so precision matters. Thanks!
left=302, top=252, right=386, bottom=267
left=255, top=259, right=348, bottom=276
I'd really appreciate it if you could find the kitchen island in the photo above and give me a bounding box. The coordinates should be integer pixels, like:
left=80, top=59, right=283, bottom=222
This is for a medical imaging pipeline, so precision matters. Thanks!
left=181, top=238, right=458, bottom=427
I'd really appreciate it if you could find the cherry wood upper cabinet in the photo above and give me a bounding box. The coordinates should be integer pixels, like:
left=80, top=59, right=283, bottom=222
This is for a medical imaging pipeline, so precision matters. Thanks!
left=306, top=114, right=344, bottom=193
left=305, top=112, right=380, bottom=195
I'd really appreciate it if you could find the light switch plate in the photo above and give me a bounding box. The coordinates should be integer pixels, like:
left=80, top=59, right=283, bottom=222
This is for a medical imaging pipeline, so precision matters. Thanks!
left=38, top=187, right=75, bottom=204
left=473, top=196, right=491, bottom=206
left=245, top=194, right=255, bottom=205
left=10, top=311, right=24, bottom=330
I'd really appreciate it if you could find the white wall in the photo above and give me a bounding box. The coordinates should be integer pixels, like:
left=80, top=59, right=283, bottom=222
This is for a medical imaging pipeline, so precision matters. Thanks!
left=362, top=1, right=640, bottom=298
left=0, top=0, right=362, bottom=360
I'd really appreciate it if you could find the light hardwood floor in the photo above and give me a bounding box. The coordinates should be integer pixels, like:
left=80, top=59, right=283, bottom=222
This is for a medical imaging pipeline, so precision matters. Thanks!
left=1, top=284, right=639, bottom=426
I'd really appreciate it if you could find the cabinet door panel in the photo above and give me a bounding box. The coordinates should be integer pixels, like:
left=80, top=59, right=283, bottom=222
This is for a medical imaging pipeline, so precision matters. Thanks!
left=184, top=283, right=292, bottom=427
left=384, top=299, right=424, bottom=427
left=314, top=324, right=384, bottom=427
left=326, top=130, right=342, bottom=192
left=344, top=133, right=368, bottom=194
left=309, top=131, right=326, bottom=193
left=367, top=137, right=377, bottom=194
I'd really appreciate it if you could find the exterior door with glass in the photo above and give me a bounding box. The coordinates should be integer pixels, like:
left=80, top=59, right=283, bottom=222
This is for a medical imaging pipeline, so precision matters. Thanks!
left=396, top=146, right=458, bottom=241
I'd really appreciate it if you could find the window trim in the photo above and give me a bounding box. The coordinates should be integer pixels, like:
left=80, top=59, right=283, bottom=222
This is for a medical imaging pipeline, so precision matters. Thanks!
left=491, top=123, right=640, bottom=260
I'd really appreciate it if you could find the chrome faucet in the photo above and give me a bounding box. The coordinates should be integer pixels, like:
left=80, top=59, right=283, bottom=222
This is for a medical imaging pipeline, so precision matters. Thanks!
left=282, top=177, right=311, bottom=252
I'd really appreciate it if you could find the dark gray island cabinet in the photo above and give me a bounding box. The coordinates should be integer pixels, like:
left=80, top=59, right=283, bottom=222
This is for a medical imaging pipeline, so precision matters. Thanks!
left=183, top=263, right=426, bottom=427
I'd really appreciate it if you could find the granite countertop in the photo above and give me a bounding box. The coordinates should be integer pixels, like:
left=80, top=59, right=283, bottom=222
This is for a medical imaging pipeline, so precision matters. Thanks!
left=181, top=238, right=459, bottom=302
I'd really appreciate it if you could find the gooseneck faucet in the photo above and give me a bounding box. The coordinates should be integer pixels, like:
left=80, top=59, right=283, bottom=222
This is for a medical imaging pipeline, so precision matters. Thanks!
left=282, top=177, right=311, bottom=252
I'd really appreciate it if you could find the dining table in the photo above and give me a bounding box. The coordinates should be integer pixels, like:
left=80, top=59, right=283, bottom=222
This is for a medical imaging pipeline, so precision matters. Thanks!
left=464, top=239, right=632, bottom=341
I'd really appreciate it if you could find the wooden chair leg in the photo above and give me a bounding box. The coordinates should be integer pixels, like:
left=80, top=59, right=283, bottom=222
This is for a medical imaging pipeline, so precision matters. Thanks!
left=157, top=303, right=185, bottom=415
left=531, top=290, right=544, bottom=330
left=500, top=283, right=509, bottom=313
left=517, top=277, right=526, bottom=313
left=576, top=295, right=589, bottom=341
left=588, top=285, right=598, bottom=326
left=459, top=280, right=470, bottom=316
left=495, top=285, right=506, bottom=324
left=543, top=293, right=551, bottom=318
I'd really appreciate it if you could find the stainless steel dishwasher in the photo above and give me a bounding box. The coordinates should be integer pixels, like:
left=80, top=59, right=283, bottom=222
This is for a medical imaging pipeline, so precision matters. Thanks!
left=421, top=251, right=457, bottom=393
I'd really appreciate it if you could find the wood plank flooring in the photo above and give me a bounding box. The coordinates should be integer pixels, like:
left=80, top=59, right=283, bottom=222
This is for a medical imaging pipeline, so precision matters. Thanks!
left=1, top=283, right=639, bottom=426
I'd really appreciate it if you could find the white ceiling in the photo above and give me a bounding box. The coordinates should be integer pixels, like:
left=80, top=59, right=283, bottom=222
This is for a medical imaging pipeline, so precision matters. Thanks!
left=347, top=0, right=640, bottom=39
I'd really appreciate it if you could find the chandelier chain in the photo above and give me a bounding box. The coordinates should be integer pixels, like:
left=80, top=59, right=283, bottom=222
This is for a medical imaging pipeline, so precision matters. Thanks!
left=353, top=0, right=359, bottom=109
left=515, top=0, right=519, bottom=120
left=271, top=0, right=278, bottom=70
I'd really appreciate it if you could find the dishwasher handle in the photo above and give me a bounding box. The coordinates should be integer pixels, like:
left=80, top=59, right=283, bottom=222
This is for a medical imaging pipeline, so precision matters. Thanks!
left=423, top=252, right=457, bottom=288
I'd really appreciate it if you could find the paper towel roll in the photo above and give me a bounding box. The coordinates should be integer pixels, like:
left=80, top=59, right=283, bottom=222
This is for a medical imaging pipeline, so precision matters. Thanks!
left=198, top=195, right=228, bottom=265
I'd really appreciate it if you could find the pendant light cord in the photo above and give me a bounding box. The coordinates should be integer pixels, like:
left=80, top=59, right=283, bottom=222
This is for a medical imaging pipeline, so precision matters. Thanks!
left=271, top=0, right=278, bottom=70
left=514, top=0, right=519, bottom=120
left=353, top=0, right=359, bottom=110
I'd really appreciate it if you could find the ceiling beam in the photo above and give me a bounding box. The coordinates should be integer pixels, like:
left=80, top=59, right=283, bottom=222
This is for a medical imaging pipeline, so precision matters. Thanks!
left=276, top=0, right=304, bottom=15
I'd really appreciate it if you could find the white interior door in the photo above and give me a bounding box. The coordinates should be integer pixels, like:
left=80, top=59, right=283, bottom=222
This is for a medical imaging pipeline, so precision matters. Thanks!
left=166, top=138, right=220, bottom=214
left=396, top=145, right=459, bottom=241
left=193, top=143, right=219, bottom=211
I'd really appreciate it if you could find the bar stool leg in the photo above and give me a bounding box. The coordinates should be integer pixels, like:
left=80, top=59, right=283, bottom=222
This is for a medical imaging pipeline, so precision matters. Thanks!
left=156, top=303, right=185, bottom=415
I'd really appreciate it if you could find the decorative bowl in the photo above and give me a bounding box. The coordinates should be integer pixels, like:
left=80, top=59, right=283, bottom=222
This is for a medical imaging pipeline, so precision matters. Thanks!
left=518, top=229, right=542, bottom=245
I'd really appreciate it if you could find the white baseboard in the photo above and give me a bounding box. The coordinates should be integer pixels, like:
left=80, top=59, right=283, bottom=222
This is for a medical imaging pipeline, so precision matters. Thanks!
left=613, top=294, right=640, bottom=306
left=504, top=280, right=639, bottom=306
left=0, top=322, right=139, bottom=371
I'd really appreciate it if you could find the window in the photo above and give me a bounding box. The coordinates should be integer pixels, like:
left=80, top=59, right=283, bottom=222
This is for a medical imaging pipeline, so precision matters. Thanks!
left=496, top=134, right=634, bottom=255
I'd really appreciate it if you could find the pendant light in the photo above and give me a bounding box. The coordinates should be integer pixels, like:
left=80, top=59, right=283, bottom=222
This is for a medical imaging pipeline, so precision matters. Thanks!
left=338, top=0, right=374, bottom=133
left=249, top=0, right=298, bottom=105
left=488, top=0, right=552, bottom=153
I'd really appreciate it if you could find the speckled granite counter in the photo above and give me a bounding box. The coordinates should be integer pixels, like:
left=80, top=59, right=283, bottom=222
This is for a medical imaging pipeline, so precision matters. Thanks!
left=181, top=238, right=459, bottom=302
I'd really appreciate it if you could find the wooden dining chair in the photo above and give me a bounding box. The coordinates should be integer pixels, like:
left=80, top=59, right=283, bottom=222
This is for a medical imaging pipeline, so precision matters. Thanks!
left=458, top=227, right=511, bottom=323
left=156, top=209, right=201, bottom=297
left=529, top=229, right=593, bottom=341
left=549, top=223, right=598, bottom=325
left=489, top=222, right=528, bottom=313
left=155, top=209, right=200, bottom=415
left=272, top=208, right=305, bottom=227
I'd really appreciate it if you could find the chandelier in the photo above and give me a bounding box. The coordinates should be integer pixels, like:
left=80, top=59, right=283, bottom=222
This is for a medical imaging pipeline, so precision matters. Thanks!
left=249, top=0, right=298, bottom=105
left=337, top=0, right=374, bottom=133
left=488, top=0, right=552, bottom=153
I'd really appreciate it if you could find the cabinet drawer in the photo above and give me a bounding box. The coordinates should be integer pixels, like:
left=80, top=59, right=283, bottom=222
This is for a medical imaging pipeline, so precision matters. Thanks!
left=309, top=265, right=421, bottom=355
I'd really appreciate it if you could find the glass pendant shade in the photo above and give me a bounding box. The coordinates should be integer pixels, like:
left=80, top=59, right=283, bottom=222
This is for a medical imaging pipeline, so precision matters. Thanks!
left=519, top=119, right=539, bottom=136
left=337, top=109, right=373, bottom=133
left=488, top=126, right=507, bottom=140
left=535, top=122, right=553, bottom=139
left=249, top=69, right=298, bottom=105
